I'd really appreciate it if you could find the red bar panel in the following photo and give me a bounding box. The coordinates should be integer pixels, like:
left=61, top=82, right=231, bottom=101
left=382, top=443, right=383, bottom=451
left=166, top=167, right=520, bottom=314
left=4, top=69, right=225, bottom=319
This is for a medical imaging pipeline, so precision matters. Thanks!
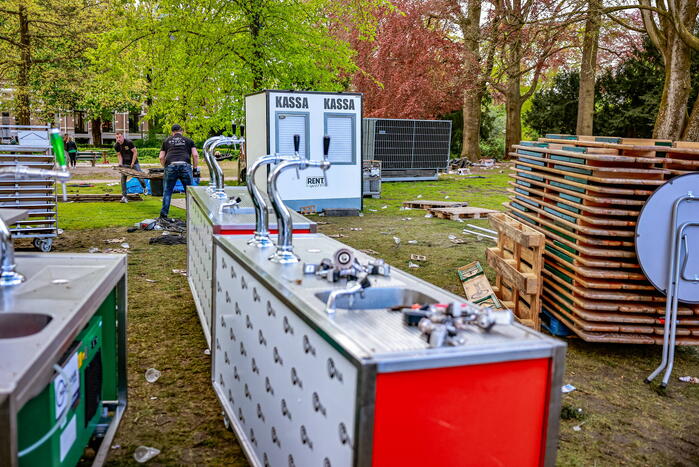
left=372, top=358, right=551, bottom=467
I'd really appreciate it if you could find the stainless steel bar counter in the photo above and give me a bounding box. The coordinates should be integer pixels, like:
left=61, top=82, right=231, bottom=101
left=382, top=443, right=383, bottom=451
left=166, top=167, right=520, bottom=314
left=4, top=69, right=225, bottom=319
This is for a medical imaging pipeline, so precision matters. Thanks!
left=187, top=186, right=316, bottom=346
left=0, top=253, right=127, bottom=467
left=211, top=234, right=565, bottom=467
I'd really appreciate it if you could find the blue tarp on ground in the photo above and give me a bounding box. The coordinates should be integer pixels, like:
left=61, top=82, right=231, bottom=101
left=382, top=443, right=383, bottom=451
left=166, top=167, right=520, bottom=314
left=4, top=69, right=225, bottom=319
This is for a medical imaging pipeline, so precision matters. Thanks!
left=125, top=177, right=198, bottom=194
left=125, top=178, right=151, bottom=194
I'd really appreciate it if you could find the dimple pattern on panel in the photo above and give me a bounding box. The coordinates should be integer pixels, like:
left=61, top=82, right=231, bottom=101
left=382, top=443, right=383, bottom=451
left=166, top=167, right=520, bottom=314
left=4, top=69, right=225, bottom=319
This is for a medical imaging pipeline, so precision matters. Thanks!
left=187, top=195, right=214, bottom=345
left=212, top=245, right=358, bottom=467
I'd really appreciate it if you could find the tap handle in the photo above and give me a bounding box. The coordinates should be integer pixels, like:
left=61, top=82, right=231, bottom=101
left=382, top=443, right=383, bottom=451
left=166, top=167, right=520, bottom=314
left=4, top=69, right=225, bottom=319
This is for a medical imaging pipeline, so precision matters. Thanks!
left=293, top=134, right=301, bottom=154
left=323, top=135, right=331, bottom=159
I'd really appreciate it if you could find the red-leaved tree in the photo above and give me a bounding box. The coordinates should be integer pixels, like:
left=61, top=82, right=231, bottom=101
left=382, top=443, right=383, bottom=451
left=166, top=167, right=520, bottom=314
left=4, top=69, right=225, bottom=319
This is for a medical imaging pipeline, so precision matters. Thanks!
left=348, top=0, right=463, bottom=119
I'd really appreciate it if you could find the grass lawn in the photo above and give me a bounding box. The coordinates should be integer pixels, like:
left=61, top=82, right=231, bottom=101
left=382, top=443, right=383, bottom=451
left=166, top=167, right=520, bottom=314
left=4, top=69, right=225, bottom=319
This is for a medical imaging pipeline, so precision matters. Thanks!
left=45, top=168, right=699, bottom=466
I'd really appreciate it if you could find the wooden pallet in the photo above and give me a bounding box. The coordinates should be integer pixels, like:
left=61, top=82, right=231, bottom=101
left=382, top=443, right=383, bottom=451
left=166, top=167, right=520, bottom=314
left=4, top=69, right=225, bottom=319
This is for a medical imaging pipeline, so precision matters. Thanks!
left=114, top=166, right=162, bottom=179
left=485, top=213, right=544, bottom=330
left=402, top=200, right=468, bottom=210
left=63, top=193, right=143, bottom=202
left=429, top=206, right=498, bottom=220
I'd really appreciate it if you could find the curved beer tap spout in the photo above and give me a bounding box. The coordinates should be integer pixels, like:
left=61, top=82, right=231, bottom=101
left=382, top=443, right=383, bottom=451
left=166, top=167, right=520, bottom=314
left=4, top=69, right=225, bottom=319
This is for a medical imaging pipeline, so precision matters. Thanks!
left=247, top=134, right=302, bottom=248
left=209, top=136, right=243, bottom=199
left=268, top=135, right=331, bottom=264
left=202, top=136, right=224, bottom=193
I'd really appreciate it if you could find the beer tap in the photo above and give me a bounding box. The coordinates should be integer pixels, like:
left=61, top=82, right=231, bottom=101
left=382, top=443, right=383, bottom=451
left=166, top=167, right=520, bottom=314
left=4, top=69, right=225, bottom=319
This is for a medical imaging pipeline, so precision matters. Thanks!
left=268, top=135, right=331, bottom=264
left=247, top=135, right=301, bottom=248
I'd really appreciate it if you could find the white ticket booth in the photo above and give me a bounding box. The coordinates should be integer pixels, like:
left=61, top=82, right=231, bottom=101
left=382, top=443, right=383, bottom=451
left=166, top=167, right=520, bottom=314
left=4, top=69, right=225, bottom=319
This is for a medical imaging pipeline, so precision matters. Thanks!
left=245, top=90, right=362, bottom=212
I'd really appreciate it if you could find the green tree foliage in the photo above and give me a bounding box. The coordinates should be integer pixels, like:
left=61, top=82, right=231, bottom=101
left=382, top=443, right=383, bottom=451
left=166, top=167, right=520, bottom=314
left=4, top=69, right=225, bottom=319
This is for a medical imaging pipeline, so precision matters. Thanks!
left=0, top=0, right=106, bottom=123
left=523, top=71, right=579, bottom=137
left=524, top=42, right=699, bottom=139
left=96, top=0, right=385, bottom=140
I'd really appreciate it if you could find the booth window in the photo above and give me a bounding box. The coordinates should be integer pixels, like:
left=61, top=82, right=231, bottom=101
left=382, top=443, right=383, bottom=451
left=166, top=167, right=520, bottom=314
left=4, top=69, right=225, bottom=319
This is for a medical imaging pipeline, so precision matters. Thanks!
left=276, top=112, right=309, bottom=158
left=324, top=114, right=355, bottom=165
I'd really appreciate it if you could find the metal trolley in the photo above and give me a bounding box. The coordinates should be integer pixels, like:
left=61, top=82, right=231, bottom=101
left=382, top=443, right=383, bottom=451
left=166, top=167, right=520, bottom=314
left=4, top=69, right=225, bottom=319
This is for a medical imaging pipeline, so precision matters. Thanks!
left=0, top=124, right=59, bottom=251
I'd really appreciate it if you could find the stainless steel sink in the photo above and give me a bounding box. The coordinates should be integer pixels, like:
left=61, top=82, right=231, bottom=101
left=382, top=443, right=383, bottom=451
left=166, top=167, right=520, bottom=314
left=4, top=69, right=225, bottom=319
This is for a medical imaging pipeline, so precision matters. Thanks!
left=314, top=287, right=438, bottom=310
left=0, top=313, right=52, bottom=338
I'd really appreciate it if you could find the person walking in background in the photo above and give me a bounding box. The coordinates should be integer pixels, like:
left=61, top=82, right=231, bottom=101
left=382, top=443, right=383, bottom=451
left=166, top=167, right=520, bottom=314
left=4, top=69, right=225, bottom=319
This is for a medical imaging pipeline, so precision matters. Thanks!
left=159, top=124, right=198, bottom=219
left=114, top=131, right=148, bottom=202
left=63, top=134, right=78, bottom=168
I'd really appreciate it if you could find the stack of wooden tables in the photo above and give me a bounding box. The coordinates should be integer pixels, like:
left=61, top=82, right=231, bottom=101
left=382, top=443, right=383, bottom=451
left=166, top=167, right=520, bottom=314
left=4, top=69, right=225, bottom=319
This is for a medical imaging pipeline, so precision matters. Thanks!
left=507, top=134, right=699, bottom=344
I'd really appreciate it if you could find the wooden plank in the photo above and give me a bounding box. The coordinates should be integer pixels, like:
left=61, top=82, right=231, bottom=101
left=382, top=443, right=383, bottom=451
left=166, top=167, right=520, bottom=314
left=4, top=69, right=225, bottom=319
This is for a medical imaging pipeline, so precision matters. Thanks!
left=428, top=206, right=498, bottom=220
left=514, top=159, right=664, bottom=188
left=403, top=200, right=469, bottom=209
left=544, top=260, right=654, bottom=291
left=113, top=166, right=162, bottom=179
left=486, top=247, right=538, bottom=294
left=488, top=212, right=543, bottom=248
left=63, top=193, right=142, bottom=202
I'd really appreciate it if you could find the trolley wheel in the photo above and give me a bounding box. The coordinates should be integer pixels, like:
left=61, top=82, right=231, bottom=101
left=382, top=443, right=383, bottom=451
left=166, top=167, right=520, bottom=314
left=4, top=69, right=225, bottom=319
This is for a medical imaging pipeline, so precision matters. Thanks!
left=33, top=238, right=53, bottom=252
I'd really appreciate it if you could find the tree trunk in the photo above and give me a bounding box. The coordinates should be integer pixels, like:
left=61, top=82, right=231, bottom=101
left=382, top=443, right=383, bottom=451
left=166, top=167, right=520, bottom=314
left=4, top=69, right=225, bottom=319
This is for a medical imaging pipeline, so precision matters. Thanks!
left=461, top=90, right=482, bottom=161
left=459, top=0, right=483, bottom=161
left=505, top=77, right=522, bottom=159
left=653, top=1, right=695, bottom=139
left=16, top=4, right=31, bottom=125
left=91, top=118, right=102, bottom=145
left=682, top=94, right=699, bottom=141
left=576, top=0, right=601, bottom=136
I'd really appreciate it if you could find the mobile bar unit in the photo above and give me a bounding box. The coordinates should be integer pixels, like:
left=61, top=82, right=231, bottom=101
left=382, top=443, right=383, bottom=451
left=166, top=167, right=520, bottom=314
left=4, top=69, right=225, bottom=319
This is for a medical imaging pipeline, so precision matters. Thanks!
left=187, top=186, right=317, bottom=346
left=0, top=252, right=127, bottom=467
left=211, top=234, right=565, bottom=467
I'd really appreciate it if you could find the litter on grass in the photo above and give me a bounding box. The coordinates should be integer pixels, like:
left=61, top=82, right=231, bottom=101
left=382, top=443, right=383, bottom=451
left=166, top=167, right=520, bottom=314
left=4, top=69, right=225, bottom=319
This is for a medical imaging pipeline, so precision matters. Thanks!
left=407, top=240, right=418, bottom=244
left=145, top=368, right=161, bottom=383
left=172, top=269, right=187, bottom=276
left=562, top=384, right=576, bottom=394
left=679, top=376, right=699, bottom=384
left=350, top=227, right=362, bottom=231
left=424, top=213, right=433, bottom=218
left=411, top=254, right=427, bottom=261
left=393, top=236, right=401, bottom=245
left=105, top=237, right=126, bottom=244
left=408, top=262, right=420, bottom=268
left=133, top=446, right=160, bottom=464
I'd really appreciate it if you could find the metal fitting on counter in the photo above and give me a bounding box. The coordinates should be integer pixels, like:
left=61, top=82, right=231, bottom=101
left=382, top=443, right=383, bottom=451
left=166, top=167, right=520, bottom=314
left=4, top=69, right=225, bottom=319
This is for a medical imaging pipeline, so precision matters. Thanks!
left=403, top=301, right=513, bottom=348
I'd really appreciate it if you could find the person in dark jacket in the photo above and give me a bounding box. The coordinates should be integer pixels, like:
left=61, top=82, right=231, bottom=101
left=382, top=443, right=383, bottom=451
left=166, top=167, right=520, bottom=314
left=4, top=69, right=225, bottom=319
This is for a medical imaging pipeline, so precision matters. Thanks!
left=63, top=134, right=78, bottom=168
left=158, top=124, right=199, bottom=218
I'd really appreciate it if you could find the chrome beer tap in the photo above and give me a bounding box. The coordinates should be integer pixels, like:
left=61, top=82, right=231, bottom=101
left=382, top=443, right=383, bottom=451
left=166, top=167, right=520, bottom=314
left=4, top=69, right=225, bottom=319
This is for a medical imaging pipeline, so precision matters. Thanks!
left=268, top=135, right=331, bottom=264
